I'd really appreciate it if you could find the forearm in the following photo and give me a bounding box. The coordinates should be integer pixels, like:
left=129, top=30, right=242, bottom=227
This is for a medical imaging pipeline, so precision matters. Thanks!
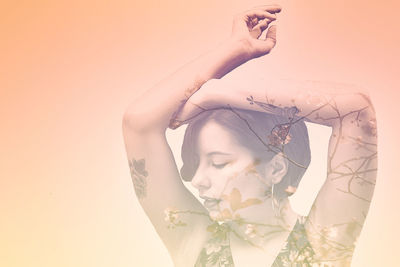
left=183, top=78, right=375, bottom=128
left=123, top=40, right=250, bottom=132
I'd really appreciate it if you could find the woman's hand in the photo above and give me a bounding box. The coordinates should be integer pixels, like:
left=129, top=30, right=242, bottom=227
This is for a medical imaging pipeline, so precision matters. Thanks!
left=230, top=5, right=281, bottom=59
left=166, top=6, right=282, bottom=128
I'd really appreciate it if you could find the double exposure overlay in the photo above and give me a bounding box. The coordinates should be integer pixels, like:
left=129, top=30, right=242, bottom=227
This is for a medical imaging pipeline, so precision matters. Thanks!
left=122, top=5, right=377, bottom=267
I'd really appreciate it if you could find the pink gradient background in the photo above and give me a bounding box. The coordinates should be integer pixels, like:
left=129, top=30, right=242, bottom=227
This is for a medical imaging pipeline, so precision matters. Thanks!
left=1, top=0, right=398, bottom=266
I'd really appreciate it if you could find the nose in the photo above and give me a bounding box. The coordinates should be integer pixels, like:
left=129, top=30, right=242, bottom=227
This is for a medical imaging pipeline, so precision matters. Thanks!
left=191, top=167, right=211, bottom=192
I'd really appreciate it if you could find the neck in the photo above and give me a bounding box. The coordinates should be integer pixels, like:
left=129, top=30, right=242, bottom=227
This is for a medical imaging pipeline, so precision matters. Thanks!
left=228, top=197, right=298, bottom=249
left=227, top=198, right=298, bottom=267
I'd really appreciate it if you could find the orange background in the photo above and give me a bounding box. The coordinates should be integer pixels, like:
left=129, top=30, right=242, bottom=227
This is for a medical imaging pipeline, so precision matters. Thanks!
left=1, top=0, right=399, bottom=266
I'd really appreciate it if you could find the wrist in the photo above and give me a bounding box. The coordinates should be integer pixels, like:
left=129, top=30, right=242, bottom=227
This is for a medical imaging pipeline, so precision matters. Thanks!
left=212, top=38, right=252, bottom=69
left=217, top=38, right=252, bottom=65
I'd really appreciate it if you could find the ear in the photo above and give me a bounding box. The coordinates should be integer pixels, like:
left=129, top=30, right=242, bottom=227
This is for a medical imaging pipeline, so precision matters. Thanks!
left=264, top=153, right=288, bottom=185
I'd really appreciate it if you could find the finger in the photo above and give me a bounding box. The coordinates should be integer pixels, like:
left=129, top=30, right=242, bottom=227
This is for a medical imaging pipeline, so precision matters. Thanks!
left=249, top=15, right=274, bottom=29
left=250, top=18, right=273, bottom=38
left=244, top=9, right=277, bottom=21
left=243, top=10, right=276, bottom=30
left=254, top=18, right=273, bottom=32
left=255, top=4, right=282, bottom=14
left=254, top=25, right=277, bottom=55
left=250, top=17, right=258, bottom=28
left=266, top=25, right=277, bottom=43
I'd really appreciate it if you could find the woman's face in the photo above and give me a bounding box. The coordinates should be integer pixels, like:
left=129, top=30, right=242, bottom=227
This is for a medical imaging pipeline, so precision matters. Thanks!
left=191, top=120, right=270, bottom=221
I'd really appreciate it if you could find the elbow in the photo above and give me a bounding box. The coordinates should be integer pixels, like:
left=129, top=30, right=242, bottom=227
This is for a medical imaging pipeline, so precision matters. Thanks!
left=343, top=85, right=376, bottom=116
left=352, top=92, right=376, bottom=125
left=122, top=107, right=148, bottom=133
left=122, top=108, right=136, bottom=131
left=344, top=92, right=378, bottom=138
left=358, top=92, right=376, bottom=116
left=122, top=105, right=165, bottom=134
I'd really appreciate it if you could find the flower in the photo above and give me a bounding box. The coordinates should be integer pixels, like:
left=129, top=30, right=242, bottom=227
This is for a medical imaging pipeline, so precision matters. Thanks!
left=220, top=258, right=231, bottom=267
left=288, top=250, right=298, bottom=261
left=164, top=208, right=179, bottom=223
left=205, top=242, right=222, bottom=255
left=164, top=208, right=187, bottom=228
left=362, top=118, right=377, bottom=137
left=268, top=125, right=292, bottom=146
left=244, top=224, right=257, bottom=239
left=322, top=227, right=338, bottom=239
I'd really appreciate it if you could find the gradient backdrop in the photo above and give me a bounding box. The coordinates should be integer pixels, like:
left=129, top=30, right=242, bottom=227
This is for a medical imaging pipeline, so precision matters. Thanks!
left=1, top=0, right=399, bottom=266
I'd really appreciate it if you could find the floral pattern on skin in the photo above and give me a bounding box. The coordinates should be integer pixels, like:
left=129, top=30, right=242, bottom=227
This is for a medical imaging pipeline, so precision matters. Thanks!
left=253, top=92, right=377, bottom=263
left=195, top=222, right=234, bottom=267
left=221, top=188, right=262, bottom=214
left=164, top=90, right=377, bottom=266
left=246, top=95, right=300, bottom=120
left=267, top=125, right=292, bottom=146
left=164, top=208, right=187, bottom=229
left=128, top=158, right=148, bottom=199
left=272, top=217, right=315, bottom=267
left=162, top=207, right=233, bottom=266
left=169, top=80, right=206, bottom=130
left=303, top=216, right=359, bottom=263
left=244, top=223, right=257, bottom=238
left=164, top=205, right=320, bottom=266
left=163, top=208, right=209, bottom=229
left=194, top=217, right=318, bottom=267
left=163, top=208, right=359, bottom=266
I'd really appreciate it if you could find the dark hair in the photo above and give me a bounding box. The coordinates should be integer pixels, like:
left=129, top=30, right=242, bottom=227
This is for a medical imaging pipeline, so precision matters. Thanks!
left=180, top=108, right=311, bottom=200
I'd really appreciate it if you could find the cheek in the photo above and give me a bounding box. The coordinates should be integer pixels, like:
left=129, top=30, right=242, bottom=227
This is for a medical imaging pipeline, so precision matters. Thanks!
left=220, top=161, right=251, bottom=180
left=222, top=171, right=267, bottom=198
left=208, top=159, right=258, bottom=194
left=208, top=169, right=231, bottom=191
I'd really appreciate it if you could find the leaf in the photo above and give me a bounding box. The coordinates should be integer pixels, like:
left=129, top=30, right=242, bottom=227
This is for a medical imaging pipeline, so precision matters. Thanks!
left=223, top=188, right=242, bottom=212
left=207, top=223, right=218, bottom=233
left=239, top=198, right=262, bottom=210
left=254, top=100, right=278, bottom=112
left=223, top=188, right=262, bottom=212
left=219, top=209, right=232, bottom=220
left=246, top=96, right=256, bottom=105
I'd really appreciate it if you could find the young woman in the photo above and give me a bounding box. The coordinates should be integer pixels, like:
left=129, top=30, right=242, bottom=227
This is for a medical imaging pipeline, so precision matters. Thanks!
left=122, top=5, right=377, bottom=267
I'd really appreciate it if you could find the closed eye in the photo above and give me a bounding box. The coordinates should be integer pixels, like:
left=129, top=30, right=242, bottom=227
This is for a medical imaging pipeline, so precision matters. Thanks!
left=212, top=163, right=228, bottom=169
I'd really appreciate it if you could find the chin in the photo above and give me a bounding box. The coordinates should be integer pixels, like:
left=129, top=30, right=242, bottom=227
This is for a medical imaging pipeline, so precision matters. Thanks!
left=208, top=210, right=221, bottom=221
left=208, top=209, right=238, bottom=223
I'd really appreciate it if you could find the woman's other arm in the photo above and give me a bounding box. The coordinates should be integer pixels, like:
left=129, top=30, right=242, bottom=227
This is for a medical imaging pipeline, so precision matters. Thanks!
left=179, top=79, right=377, bottom=264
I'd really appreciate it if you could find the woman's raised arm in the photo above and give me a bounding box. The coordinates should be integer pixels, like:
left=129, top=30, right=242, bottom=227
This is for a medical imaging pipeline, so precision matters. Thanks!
left=121, top=5, right=281, bottom=265
left=123, top=5, right=281, bottom=132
